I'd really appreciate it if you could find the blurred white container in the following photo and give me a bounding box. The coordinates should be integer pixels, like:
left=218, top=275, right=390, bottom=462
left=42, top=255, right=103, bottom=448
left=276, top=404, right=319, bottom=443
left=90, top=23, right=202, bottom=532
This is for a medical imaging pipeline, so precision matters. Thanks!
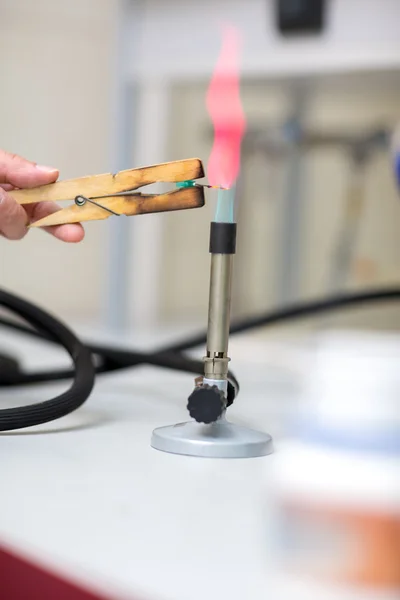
left=269, top=331, right=400, bottom=600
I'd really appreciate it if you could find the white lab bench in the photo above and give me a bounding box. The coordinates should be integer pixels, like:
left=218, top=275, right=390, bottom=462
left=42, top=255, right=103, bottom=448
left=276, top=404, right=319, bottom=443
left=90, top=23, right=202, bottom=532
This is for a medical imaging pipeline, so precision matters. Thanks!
left=0, top=324, right=304, bottom=600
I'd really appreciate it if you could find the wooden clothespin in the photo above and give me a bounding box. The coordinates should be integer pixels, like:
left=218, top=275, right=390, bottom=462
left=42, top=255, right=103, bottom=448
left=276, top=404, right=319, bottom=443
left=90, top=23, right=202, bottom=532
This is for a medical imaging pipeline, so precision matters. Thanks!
left=11, top=158, right=206, bottom=228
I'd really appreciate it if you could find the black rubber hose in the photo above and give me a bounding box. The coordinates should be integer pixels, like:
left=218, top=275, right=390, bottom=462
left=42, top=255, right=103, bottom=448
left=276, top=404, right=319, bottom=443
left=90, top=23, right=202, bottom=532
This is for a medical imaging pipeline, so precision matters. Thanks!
left=159, top=288, right=400, bottom=352
left=0, top=321, right=239, bottom=406
left=1, top=286, right=400, bottom=431
left=0, top=351, right=22, bottom=384
left=2, top=287, right=400, bottom=384
left=0, top=288, right=95, bottom=431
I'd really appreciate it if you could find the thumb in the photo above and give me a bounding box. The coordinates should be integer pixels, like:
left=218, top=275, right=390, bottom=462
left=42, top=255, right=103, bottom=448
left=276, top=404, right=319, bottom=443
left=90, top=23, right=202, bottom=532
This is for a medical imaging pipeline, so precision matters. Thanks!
left=0, top=149, right=59, bottom=189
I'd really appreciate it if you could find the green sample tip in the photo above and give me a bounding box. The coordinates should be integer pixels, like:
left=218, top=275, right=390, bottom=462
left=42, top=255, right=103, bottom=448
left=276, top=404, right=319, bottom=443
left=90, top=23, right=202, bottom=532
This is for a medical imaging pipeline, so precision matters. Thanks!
left=176, top=180, right=195, bottom=188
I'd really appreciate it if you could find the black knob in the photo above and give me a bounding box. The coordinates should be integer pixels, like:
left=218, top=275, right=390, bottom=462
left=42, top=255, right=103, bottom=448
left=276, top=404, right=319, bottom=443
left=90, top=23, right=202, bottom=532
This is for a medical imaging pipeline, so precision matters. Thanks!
left=187, top=384, right=226, bottom=424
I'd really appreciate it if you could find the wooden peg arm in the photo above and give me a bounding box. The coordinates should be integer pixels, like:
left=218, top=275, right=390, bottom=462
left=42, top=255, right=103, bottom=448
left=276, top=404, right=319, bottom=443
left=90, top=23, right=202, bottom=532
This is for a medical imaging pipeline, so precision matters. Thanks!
left=29, top=187, right=205, bottom=228
left=11, top=158, right=205, bottom=205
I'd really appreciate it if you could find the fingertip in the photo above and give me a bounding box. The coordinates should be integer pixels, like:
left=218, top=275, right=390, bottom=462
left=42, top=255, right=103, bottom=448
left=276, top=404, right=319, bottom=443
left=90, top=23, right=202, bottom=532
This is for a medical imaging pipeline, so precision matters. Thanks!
left=0, top=150, right=59, bottom=188
left=26, top=165, right=59, bottom=188
left=27, top=201, right=85, bottom=242
left=35, top=165, right=59, bottom=182
left=47, top=223, right=85, bottom=243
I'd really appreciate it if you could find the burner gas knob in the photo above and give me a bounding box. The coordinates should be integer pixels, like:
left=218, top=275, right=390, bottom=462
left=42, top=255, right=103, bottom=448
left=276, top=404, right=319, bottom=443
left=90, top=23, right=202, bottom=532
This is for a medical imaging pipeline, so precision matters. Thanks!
left=187, top=384, right=226, bottom=424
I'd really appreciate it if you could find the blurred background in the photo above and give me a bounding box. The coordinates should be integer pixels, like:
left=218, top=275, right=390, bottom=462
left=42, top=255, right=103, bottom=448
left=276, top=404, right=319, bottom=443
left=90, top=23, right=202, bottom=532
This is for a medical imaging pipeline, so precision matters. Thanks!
left=1, top=4, right=400, bottom=599
left=1, top=0, right=400, bottom=336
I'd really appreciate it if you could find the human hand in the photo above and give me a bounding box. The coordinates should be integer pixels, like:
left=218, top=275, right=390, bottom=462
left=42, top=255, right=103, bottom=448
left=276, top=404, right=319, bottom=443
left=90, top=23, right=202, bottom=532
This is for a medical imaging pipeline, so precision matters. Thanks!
left=0, top=150, right=84, bottom=242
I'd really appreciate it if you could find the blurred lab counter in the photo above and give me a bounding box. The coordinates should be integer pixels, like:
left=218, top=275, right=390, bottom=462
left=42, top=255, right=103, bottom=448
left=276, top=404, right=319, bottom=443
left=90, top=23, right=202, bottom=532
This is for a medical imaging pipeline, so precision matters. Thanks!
left=0, top=322, right=305, bottom=600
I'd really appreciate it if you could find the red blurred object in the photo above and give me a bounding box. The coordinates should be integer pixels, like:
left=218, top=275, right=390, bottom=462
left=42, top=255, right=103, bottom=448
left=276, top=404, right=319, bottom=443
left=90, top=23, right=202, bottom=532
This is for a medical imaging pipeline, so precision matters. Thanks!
left=0, top=544, right=122, bottom=600
left=206, top=25, right=246, bottom=189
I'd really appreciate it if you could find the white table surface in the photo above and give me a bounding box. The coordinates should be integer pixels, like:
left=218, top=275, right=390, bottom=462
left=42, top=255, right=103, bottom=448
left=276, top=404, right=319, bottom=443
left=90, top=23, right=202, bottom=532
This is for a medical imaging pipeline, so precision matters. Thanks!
left=0, top=323, right=307, bottom=600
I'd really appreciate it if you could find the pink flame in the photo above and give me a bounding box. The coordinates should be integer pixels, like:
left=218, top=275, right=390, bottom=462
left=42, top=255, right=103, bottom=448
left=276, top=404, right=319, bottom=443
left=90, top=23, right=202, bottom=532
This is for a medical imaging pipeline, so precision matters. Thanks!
left=206, top=26, right=246, bottom=189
